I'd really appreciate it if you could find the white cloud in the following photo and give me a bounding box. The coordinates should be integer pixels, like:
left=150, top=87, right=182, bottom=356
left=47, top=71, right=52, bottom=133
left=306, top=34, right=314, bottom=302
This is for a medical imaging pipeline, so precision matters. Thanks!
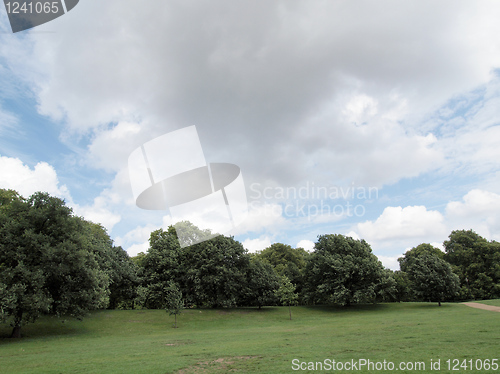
left=296, top=239, right=314, bottom=252
left=72, top=193, right=121, bottom=233
left=295, top=98, right=443, bottom=186
left=430, top=242, right=445, bottom=252
left=356, top=205, right=446, bottom=242
left=446, top=189, right=500, bottom=217
left=342, top=94, right=379, bottom=125
left=114, top=224, right=157, bottom=256
left=345, top=231, right=361, bottom=240
left=353, top=189, right=500, bottom=259
left=4, top=1, right=500, bottom=259
left=86, top=121, right=144, bottom=172
left=10, top=0, right=499, bottom=190
left=230, top=203, right=287, bottom=235
left=0, top=156, right=122, bottom=233
left=445, top=189, right=500, bottom=240
left=376, top=255, right=400, bottom=271
left=125, top=242, right=149, bottom=257
left=0, top=156, right=71, bottom=200
left=242, top=236, right=272, bottom=253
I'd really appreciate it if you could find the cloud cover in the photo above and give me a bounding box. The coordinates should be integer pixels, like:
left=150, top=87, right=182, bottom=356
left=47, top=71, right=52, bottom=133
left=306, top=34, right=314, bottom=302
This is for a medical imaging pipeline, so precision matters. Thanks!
left=9, top=0, right=500, bottom=189
left=2, top=1, right=500, bottom=259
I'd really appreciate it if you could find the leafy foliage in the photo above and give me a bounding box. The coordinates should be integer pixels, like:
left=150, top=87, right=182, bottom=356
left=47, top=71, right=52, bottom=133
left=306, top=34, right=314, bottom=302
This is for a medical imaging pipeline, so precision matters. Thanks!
left=139, top=226, right=253, bottom=309
left=0, top=190, right=110, bottom=337
left=444, top=230, right=500, bottom=300
left=304, top=234, right=386, bottom=306
left=254, top=243, right=309, bottom=296
left=275, top=276, right=298, bottom=320
left=392, top=270, right=414, bottom=302
left=398, top=243, right=444, bottom=273
left=164, top=282, right=183, bottom=328
left=239, top=258, right=281, bottom=308
left=405, top=253, right=460, bottom=306
left=138, top=227, right=182, bottom=309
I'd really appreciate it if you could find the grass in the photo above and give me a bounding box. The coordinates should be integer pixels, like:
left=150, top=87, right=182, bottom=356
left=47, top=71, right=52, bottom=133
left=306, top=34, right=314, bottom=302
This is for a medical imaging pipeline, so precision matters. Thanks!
left=473, top=299, right=500, bottom=306
left=1, top=302, right=499, bottom=373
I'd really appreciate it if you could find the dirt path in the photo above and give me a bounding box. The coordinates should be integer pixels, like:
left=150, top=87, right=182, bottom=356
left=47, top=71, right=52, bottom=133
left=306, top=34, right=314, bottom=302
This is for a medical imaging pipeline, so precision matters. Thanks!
left=462, top=302, right=500, bottom=312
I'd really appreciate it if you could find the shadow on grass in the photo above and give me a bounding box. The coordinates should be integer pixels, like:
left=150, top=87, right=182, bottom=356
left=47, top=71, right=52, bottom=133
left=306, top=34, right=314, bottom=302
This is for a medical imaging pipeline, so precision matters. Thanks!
left=234, top=307, right=279, bottom=313
left=182, top=306, right=280, bottom=314
left=0, top=317, right=86, bottom=343
left=303, top=303, right=390, bottom=313
left=409, top=302, right=455, bottom=309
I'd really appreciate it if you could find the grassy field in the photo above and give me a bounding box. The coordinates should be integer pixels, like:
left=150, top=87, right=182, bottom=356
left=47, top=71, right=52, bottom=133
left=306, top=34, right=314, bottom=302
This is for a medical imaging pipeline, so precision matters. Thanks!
left=1, top=302, right=499, bottom=373
left=473, top=299, right=500, bottom=307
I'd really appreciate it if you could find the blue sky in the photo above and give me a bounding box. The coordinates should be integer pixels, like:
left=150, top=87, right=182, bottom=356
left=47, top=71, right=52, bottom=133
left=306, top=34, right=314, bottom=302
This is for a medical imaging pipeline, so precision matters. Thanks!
left=1, top=1, right=500, bottom=270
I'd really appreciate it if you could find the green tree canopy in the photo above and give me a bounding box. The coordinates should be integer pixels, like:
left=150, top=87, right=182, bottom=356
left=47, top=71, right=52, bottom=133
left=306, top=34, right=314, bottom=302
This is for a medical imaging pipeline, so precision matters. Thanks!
left=181, top=234, right=250, bottom=308
left=0, top=190, right=110, bottom=338
left=443, top=230, right=500, bottom=299
left=239, top=258, right=281, bottom=308
left=140, top=225, right=252, bottom=309
left=303, top=234, right=386, bottom=306
left=398, top=243, right=444, bottom=272
left=139, top=227, right=182, bottom=309
left=405, top=252, right=460, bottom=306
left=254, top=243, right=309, bottom=295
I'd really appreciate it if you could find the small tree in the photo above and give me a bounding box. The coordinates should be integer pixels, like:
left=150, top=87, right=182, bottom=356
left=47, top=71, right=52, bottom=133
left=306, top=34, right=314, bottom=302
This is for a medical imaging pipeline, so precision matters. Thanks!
left=275, top=276, right=298, bottom=320
left=164, top=282, right=183, bottom=328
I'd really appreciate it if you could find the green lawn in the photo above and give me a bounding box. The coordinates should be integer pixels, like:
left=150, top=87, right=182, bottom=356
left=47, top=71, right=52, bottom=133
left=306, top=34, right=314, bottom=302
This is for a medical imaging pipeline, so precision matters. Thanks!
left=473, top=299, right=500, bottom=307
left=1, top=303, right=499, bottom=373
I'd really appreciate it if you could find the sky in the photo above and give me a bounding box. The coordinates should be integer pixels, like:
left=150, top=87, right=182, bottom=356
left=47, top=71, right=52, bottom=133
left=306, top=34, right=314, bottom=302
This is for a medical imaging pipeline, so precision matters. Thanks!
left=1, top=0, right=500, bottom=270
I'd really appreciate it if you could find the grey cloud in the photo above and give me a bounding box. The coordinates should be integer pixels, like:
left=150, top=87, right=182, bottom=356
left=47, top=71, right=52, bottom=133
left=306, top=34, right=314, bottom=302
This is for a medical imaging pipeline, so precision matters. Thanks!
left=17, top=0, right=500, bottom=190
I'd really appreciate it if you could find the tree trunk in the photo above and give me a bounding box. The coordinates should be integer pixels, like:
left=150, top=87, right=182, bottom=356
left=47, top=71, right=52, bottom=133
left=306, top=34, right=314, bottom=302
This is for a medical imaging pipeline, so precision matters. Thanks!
left=438, top=300, right=441, bottom=307
left=288, top=305, right=292, bottom=320
left=10, top=311, right=22, bottom=338
left=174, top=314, right=177, bottom=328
left=10, top=325, right=21, bottom=338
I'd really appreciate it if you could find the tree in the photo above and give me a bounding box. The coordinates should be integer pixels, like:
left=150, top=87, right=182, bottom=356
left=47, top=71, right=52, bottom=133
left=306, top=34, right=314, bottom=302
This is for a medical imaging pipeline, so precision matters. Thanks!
left=139, top=227, right=182, bottom=309
left=164, top=282, right=183, bottom=328
left=254, top=243, right=309, bottom=296
left=0, top=190, right=109, bottom=338
left=375, top=269, right=397, bottom=302
left=443, top=230, right=500, bottom=300
left=303, top=234, right=386, bottom=306
left=398, top=243, right=444, bottom=272
left=140, top=225, right=252, bottom=309
left=275, top=276, right=298, bottom=320
left=392, top=270, right=414, bottom=302
left=239, top=258, right=281, bottom=308
left=131, top=252, right=147, bottom=268
left=405, top=253, right=460, bottom=306
left=181, top=234, right=249, bottom=308
left=106, top=246, right=140, bottom=309
left=77, top=221, right=139, bottom=309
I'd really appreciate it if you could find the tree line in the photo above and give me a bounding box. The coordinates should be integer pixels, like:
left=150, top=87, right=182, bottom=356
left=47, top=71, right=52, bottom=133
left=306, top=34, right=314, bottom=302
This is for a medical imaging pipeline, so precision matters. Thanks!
left=1, top=189, right=499, bottom=337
